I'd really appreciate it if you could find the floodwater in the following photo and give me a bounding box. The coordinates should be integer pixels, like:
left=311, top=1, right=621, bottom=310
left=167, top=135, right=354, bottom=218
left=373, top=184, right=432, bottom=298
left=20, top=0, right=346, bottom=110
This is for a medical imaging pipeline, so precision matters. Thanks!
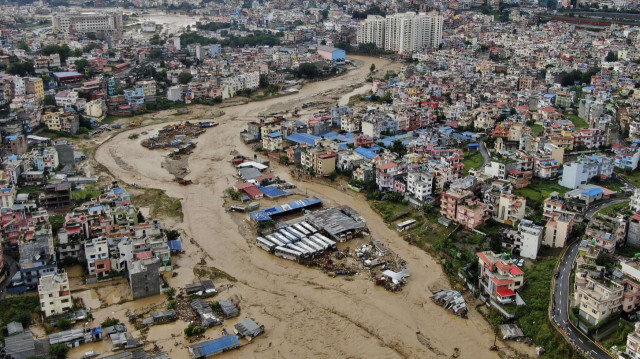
left=93, top=56, right=534, bottom=358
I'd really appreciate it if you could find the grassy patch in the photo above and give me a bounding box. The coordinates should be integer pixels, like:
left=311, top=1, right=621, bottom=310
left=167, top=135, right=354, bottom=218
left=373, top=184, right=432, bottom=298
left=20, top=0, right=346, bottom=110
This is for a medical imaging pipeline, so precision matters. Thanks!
left=514, top=178, right=570, bottom=202
left=530, top=124, right=543, bottom=136
left=463, top=151, right=484, bottom=175
left=564, top=114, right=589, bottom=129
left=514, top=258, right=578, bottom=358
left=131, top=188, right=183, bottom=221
left=616, top=245, right=640, bottom=258
left=0, top=296, right=41, bottom=341
left=371, top=201, right=411, bottom=223
left=72, top=184, right=102, bottom=202
left=193, top=266, right=237, bottom=282
left=619, top=170, right=640, bottom=188
left=601, top=319, right=634, bottom=352
left=597, top=200, right=629, bottom=217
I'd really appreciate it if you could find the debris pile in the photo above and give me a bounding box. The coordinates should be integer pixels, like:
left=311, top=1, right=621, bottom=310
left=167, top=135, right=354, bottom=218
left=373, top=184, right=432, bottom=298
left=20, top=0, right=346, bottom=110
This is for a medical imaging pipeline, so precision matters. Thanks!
left=141, top=121, right=211, bottom=150
left=355, top=241, right=409, bottom=292
left=431, top=289, right=468, bottom=318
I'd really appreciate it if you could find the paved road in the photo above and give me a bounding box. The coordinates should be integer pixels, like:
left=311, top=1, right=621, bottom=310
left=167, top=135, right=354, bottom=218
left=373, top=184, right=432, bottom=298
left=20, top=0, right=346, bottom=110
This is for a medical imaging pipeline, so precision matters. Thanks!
left=551, top=197, right=631, bottom=358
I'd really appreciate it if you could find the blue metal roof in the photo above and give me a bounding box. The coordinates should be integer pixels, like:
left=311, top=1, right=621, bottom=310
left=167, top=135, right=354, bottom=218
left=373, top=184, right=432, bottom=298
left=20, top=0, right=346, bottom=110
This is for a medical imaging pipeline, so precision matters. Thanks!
left=266, top=132, right=282, bottom=138
left=583, top=188, right=603, bottom=196
left=168, top=240, right=182, bottom=251
left=250, top=197, right=322, bottom=221
left=354, top=147, right=377, bottom=160
left=191, top=335, right=241, bottom=357
left=53, top=71, right=82, bottom=77
left=88, top=205, right=104, bottom=212
left=258, top=186, right=287, bottom=198
left=113, top=188, right=125, bottom=194
left=286, top=133, right=319, bottom=145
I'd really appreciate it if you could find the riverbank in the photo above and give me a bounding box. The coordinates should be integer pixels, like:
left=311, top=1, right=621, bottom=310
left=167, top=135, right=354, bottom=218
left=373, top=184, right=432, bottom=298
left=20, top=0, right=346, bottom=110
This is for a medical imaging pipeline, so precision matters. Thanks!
left=92, top=55, right=514, bottom=358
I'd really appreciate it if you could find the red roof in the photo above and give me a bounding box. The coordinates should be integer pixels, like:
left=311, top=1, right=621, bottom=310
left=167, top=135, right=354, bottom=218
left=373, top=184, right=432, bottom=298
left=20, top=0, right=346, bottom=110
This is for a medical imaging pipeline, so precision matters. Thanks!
left=496, top=287, right=516, bottom=297
left=510, top=266, right=524, bottom=276
left=491, top=277, right=514, bottom=285
left=318, top=153, right=337, bottom=159
left=242, top=185, right=263, bottom=198
left=135, top=251, right=153, bottom=260
left=377, top=162, right=398, bottom=170
left=235, top=182, right=255, bottom=190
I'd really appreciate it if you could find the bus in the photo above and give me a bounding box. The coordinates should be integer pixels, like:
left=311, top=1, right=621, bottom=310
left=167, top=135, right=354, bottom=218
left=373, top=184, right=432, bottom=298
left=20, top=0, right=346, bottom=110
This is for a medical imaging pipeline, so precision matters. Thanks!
left=293, top=223, right=310, bottom=236
left=286, top=243, right=311, bottom=258
left=274, top=232, right=295, bottom=245
left=278, top=229, right=297, bottom=241
left=396, top=219, right=417, bottom=232
left=295, top=241, right=316, bottom=256
left=315, top=233, right=337, bottom=250
left=308, top=235, right=330, bottom=250
left=301, top=238, right=324, bottom=253
left=274, top=246, right=301, bottom=261
left=285, top=227, right=305, bottom=239
left=256, top=237, right=276, bottom=252
left=266, top=234, right=286, bottom=247
left=301, top=222, right=318, bottom=234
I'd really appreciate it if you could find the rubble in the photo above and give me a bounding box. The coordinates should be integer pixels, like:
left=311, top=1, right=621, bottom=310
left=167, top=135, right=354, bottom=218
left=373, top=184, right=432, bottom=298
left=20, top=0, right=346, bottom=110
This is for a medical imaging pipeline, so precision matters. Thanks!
left=431, top=289, right=468, bottom=318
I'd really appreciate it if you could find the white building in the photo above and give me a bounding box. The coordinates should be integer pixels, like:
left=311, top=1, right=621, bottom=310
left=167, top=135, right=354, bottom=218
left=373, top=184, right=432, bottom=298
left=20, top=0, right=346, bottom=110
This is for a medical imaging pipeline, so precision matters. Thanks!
left=357, top=15, right=386, bottom=49
left=627, top=320, right=640, bottom=358
left=84, top=238, right=109, bottom=277
left=558, top=155, right=614, bottom=189
left=167, top=86, right=182, bottom=102
left=241, top=71, right=260, bottom=90
left=384, top=12, right=443, bottom=54
left=517, top=220, right=543, bottom=259
left=632, top=189, right=640, bottom=213
left=52, top=11, right=123, bottom=33
left=406, top=171, right=433, bottom=201
left=495, top=193, right=526, bottom=225
left=38, top=272, right=72, bottom=317
left=54, top=91, right=79, bottom=108
left=11, top=77, right=25, bottom=96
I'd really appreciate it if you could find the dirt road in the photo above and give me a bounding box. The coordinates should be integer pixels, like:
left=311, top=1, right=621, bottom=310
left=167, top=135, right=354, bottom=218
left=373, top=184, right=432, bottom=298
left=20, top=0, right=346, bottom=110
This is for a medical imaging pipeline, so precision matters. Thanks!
left=94, top=56, right=511, bottom=358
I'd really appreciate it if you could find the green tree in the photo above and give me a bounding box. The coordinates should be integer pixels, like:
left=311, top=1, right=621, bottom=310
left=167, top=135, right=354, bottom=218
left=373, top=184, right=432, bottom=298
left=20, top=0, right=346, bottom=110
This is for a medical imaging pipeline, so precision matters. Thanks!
left=18, top=41, right=30, bottom=52
left=178, top=72, right=193, bottom=84
left=74, top=59, right=89, bottom=73
left=605, top=51, right=618, bottom=62
left=391, top=140, right=406, bottom=157
left=56, top=318, right=72, bottom=330
left=296, top=62, right=319, bottom=78
left=370, top=63, right=376, bottom=73
left=489, top=235, right=503, bottom=253
left=101, top=317, right=120, bottom=328
left=259, top=73, right=269, bottom=88
left=49, top=344, right=69, bottom=359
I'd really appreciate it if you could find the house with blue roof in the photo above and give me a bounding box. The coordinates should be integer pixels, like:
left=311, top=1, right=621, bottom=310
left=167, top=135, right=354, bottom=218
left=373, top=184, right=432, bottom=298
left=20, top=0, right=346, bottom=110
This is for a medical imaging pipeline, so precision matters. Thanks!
left=563, top=185, right=612, bottom=213
left=559, top=154, right=614, bottom=189
left=262, top=131, right=283, bottom=151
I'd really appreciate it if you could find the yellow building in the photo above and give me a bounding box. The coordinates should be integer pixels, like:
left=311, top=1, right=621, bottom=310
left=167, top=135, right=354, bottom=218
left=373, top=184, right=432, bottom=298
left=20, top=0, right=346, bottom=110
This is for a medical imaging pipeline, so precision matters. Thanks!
left=25, top=77, right=44, bottom=100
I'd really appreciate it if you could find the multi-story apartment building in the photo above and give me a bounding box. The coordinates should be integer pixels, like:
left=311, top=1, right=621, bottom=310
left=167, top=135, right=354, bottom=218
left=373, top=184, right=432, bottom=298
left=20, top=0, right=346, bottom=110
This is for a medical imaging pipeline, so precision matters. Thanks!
left=84, top=238, right=111, bottom=278
left=626, top=322, right=640, bottom=359
left=477, top=251, right=524, bottom=304
left=300, top=148, right=337, bottom=176
left=52, top=10, right=123, bottom=33
left=135, top=80, right=157, bottom=97
left=38, top=272, right=72, bottom=317
left=559, top=155, right=614, bottom=189
left=574, top=272, right=623, bottom=325
left=544, top=212, right=574, bottom=248
left=620, top=261, right=640, bottom=314
left=383, top=12, right=443, bottom=54
left=24, top=78, right=44, bottom=100
left=495, top=193, right=526, bottom=225
left=356, top=15, right=386, bottom=49
left=441, top=188, right=489, bottom=230
left=406, top=171, right=433, bottom=201
left=376, top=162, right=400, bottom=191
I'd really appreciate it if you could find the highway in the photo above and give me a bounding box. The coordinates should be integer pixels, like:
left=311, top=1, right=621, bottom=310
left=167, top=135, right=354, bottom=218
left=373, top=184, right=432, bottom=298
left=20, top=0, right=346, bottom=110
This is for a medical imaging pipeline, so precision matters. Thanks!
left=551, top=197, right=631, bottom=358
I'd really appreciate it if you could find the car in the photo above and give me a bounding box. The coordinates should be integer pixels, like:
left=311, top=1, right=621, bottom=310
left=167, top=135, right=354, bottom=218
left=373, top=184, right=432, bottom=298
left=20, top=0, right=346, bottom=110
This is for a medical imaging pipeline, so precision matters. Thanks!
left=555, top=271, right=560, bottom=278
left=517, top=259, right=525, bottom=267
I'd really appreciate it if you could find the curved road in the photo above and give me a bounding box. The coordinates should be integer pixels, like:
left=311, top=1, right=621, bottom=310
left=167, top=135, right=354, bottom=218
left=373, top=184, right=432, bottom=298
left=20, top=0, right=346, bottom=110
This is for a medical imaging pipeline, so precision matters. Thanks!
left=552, top=197, right=631, bottom=358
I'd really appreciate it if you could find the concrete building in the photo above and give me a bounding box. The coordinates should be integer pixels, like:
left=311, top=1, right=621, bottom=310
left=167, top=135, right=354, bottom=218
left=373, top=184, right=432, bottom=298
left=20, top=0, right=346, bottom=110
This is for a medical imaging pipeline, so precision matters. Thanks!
left=300, top=148, right=337, bottom=175
left=626, top=322, right=640, bottom=359
left=559, top=155, right=614, bottom=189
left=316, top=46, right=346, bottom=64
left=262, top=132, right=283, bottom=151
left=84, top=238, right=110, bottom=278
left=631, top=189, right=640, bottom=213
left=383, top=12, right=443, bottom=54
left=477, top=251, right=524, bottom=304
left=167, top=86, right=182, bottom=102
left=495, top=193, right=526, bottom=226
left=54, top=90, right=79, bottom=108
left=129, top=257, right=161, bottom=300
left=85, top=99, right=105, bottom=120
left=52, top=10, right=123, bottom=33
left=38, top=272, right=72, bottom=317
left=357, top=15, right=386, bottom=49
left=513, top=219, right=544, bottom=259
left=406, top=171, right=433, bottom=201
left=574, top=272, right=623, bottom=325
left=544, top=212, right=574, bottom=248
left=135, top=80, right=157, bottom=97
left=24, top=78, right=44, bottom=100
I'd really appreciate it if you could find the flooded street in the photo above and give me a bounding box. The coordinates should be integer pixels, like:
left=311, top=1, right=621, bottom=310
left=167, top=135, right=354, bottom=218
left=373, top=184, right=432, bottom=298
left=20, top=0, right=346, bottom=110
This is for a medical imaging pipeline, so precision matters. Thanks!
left=93, top=56, right=516, bottom=358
